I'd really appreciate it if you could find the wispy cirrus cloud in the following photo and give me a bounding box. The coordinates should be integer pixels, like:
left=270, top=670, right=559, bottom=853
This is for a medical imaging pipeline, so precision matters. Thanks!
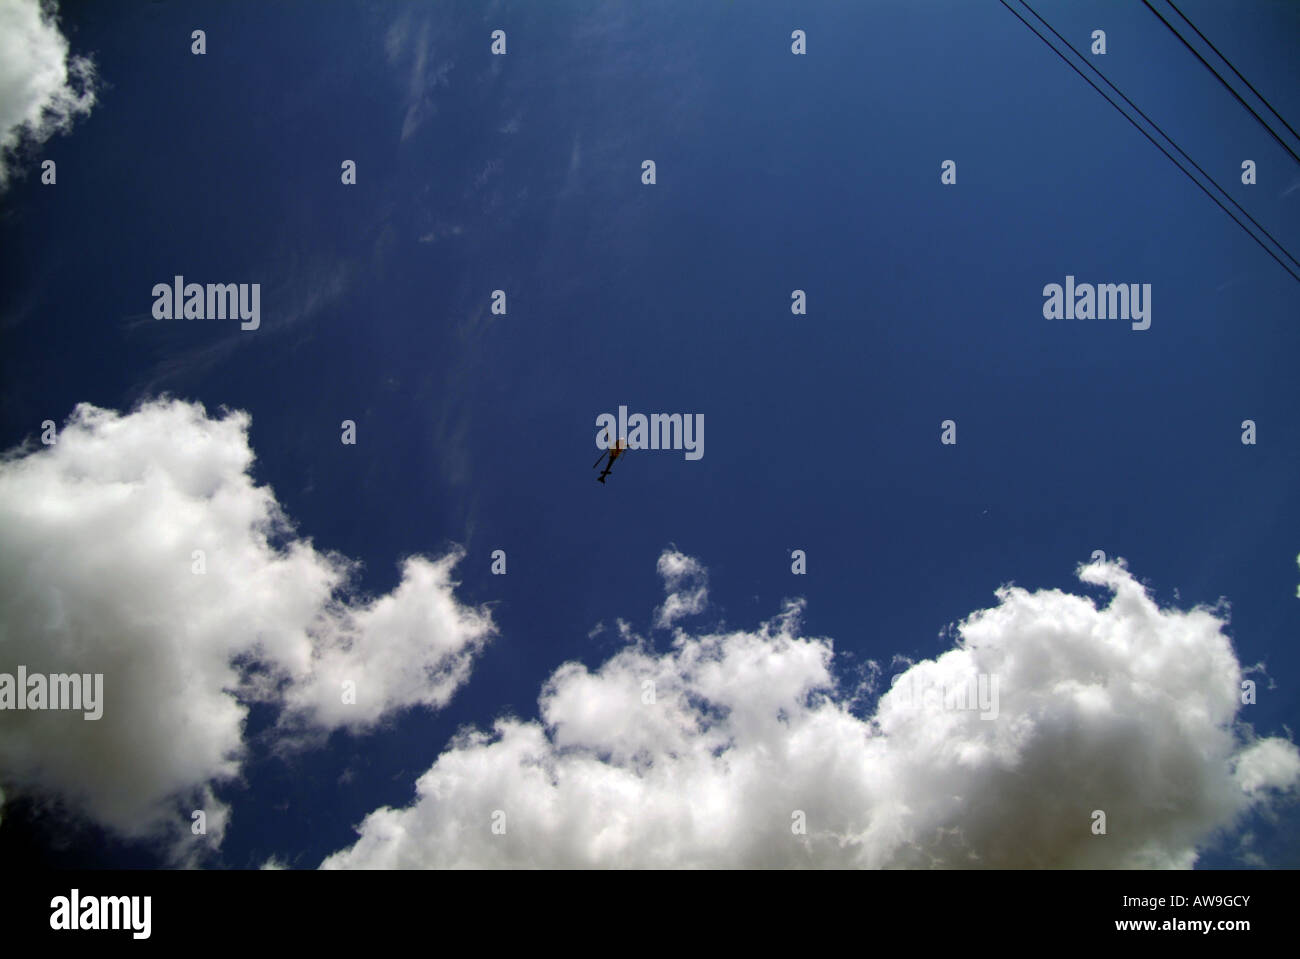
left=385, top=11, right=454, bottom=142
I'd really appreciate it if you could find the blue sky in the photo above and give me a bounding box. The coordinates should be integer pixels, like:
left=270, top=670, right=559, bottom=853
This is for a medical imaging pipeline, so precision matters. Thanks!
left=1, top=0, right=1298, bottom=869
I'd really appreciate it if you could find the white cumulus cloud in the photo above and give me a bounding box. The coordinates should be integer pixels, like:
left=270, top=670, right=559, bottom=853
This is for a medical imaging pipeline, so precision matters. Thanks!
left=0, top=399, right=493, bottom=857
left=654, top=548, right=707, bottom=628
left=0, top=0, right=97, bottom=189
left=322, top=551, right=1298, bottom=868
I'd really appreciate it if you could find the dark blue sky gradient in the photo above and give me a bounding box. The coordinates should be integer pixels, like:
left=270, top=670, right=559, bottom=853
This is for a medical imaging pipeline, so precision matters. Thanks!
left=1, top=0, right=1297, bottom=868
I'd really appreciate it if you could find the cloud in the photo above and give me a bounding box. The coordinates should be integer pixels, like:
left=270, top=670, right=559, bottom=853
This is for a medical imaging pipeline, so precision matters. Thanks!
left=127, top=257, right=354, bottom=397
left=418, top=222, right=464, bottom=244
left=322, top=552, right=1298, bottom=868
left=0, top=399, right=493, bottom=856
left=653, top=548, right=707, bottom=628
left=385, top=11, right=453, bottom=142
left=0, top=0, right=97, bottom=189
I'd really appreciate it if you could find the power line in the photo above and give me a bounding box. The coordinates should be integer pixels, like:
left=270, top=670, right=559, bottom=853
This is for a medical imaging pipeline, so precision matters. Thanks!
left=1165, top=0, right=1300, bottom=147
left=998, top=0, right=1300, bottom=285
left=1019, top=0, right=1300, bottom=275
left=1145, top=0, right=1300, bottom=168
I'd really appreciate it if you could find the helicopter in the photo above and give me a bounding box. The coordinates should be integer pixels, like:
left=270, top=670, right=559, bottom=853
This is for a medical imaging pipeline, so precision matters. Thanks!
left=592, top=430, right=628, bottom=484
